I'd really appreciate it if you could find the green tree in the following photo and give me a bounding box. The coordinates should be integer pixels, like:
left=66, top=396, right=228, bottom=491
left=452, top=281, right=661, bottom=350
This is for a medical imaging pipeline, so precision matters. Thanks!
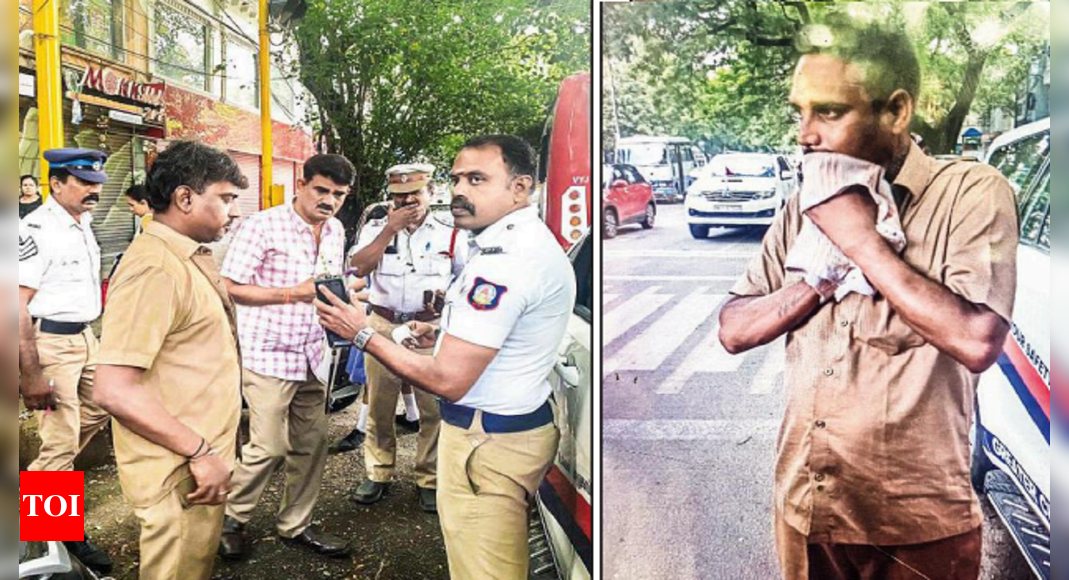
left=603, top=1, right=1048, bottom=155
left=287, top=0, right=589, bottom=217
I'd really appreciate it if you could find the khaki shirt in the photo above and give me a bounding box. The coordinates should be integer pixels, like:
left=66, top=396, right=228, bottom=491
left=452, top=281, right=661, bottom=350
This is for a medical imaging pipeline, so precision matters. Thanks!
left=732, top=142, right=1018, bottom=545
left=98, top=221, right=242, bottom=509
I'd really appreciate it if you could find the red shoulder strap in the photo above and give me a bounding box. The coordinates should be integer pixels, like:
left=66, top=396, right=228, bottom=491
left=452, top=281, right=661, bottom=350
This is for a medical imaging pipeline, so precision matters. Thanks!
left=449, top=228, right=460, bottom=258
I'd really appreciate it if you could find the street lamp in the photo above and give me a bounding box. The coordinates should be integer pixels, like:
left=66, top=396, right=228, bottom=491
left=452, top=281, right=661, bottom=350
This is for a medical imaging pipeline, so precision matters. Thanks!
left=259, top=0, right=306, bottom=208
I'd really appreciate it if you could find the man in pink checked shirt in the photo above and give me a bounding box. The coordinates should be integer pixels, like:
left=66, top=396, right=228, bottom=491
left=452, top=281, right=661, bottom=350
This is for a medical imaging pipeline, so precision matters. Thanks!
left=216, top=154, right=355, bottom=561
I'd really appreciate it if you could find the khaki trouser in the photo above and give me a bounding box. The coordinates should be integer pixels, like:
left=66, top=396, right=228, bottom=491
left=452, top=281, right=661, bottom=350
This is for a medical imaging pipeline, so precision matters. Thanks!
left=776, top=513, right=983, bottom=580
left=28, top=328, right=110, bottom=472
left=438, top=413, right=560, bottom=580
left=364, top=313, right=441, bottom=489
left=226, top=369, right=329, bottom=537
left=135, top=481, right=225, bottom=580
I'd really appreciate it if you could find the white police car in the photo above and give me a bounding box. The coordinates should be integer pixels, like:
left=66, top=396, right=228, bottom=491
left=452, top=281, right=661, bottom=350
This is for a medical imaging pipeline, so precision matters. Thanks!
left=531, top=234, right=592, bottom=580
left=972, top=118, right=1050, bottom=580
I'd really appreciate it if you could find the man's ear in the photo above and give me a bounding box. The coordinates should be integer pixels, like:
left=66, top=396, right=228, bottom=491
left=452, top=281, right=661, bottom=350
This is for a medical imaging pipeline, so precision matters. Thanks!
left=884, top=89, right=915, bottom=136
left=174, top=186, right=195, bottom=214
left=513, top=175, right=533, bottom=203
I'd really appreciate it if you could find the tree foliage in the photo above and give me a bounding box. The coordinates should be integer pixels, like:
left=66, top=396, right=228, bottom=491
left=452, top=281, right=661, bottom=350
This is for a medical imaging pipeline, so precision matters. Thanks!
left=603, top=1, right=1049, bottom=155
left=285, top=0, right=590, bottom=221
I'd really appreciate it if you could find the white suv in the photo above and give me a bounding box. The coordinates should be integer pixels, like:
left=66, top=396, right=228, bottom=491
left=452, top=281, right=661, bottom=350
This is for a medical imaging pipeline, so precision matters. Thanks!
left=684, top=152, right=798, bottom=238
left=972, top=118, right=1050, bottom=580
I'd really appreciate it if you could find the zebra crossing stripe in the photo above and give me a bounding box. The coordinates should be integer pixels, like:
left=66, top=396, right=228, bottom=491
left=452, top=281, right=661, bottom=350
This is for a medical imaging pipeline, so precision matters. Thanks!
left=749, top=338, right=786, bottom=395
left=655, top=320, right=748, bottom=395
left=603, top=286, right=672, bottom=346
left=604, top=290, right=724, bottom=375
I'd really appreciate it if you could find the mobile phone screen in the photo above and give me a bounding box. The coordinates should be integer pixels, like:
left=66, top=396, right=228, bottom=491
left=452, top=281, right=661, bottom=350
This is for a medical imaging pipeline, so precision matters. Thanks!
left=316, top=277, right=353, bottom=347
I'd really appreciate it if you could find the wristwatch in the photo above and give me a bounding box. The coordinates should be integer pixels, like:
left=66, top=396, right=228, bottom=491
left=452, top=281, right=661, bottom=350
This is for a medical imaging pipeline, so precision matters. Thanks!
left=354, top=327, right=377, bottom=351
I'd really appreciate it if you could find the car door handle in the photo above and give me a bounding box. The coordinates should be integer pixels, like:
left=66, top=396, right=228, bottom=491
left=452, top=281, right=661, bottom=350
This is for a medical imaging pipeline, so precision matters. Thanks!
left=555, top=356, right=582, bottom=389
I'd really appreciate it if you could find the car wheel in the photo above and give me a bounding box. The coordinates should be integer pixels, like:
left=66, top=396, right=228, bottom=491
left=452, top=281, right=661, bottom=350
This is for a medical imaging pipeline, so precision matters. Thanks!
left=640, top=204, right=656, bottom=229
left=971, top=410, right=996, bottom=493
left=604, top=209, right=620, bottom=239
left=689, top=224, right=710, bottom=239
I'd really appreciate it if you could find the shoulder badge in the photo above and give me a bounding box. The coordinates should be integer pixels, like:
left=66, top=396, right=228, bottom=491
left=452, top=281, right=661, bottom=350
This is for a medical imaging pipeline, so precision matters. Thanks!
left=467, top=277, right=508, bottom=311
left=19, top=235, right=39, bottom=262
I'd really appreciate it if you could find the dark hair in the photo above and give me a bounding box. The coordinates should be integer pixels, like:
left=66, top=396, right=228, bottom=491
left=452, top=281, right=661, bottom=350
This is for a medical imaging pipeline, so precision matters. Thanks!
left=797, top=17, right=921, bottom=104
left=145, top=141, right=249, bottom=213
left=125, top=184, right=147, bottom=202
left=304, top=154, right=355, bottom=186
left=20, top=175, right=37, bottom=185
left=48, top=168, right=73, bottom=184
left=461, top=135, right=538, bottom=185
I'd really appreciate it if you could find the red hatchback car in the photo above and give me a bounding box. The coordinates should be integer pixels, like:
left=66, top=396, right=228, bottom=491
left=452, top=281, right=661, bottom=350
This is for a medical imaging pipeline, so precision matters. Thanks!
left=603, top=164, right=656, bottom=239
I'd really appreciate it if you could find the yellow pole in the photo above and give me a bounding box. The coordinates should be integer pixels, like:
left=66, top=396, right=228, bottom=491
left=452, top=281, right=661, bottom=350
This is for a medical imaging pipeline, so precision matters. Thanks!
left=33, top=0, right=65, bottom=200
left=259, top=0, right=273, bottom=209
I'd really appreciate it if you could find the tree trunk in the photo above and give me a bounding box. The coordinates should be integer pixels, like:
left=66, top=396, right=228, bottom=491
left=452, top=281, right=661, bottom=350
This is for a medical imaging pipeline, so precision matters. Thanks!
left=937, top=51, right=989, bottom=155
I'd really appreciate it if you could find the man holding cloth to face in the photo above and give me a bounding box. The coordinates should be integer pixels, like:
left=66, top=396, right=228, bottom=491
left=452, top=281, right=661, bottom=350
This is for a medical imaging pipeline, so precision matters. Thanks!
left=317, top=135, right=576, bottom=579
left=718, top=20, right=1018, bottom=580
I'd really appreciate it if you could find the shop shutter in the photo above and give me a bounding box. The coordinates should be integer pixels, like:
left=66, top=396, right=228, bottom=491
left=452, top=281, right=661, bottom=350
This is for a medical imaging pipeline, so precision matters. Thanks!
left=230, top=151, right=263, bottom=218
left=63, top=100, right=140, bottom=278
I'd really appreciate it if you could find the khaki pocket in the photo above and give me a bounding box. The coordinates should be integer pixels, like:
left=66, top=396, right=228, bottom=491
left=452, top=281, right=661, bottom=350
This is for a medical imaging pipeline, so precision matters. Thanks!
left=855, top=298, right=927, bottom=355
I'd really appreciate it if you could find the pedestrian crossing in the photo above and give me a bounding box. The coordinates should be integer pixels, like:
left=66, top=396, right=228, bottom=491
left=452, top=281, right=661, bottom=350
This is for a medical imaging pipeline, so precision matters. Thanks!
left=603, top=284, right=786, bottom=397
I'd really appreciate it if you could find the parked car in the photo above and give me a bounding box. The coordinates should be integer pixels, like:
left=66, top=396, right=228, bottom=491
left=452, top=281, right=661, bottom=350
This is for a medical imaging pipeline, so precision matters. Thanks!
left=602, top=164, right=656, bottom=239
left=615, top=136, right=698, bottom=203
left=972, top=118, right=1050, bottom=580
left=684, top=152, right=798, bottom=239
left=532, top=234, right=592, bottom=580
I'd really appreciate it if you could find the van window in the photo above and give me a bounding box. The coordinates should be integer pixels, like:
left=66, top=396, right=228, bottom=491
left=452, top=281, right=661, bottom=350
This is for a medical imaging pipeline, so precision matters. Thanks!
left=570, top=237, right=592, bottom=323
left=1020, top=168, right=1049, bottom=251
left=683, top=148, right=694, bottom=163
left=989, top=131, right=1050, bottom=195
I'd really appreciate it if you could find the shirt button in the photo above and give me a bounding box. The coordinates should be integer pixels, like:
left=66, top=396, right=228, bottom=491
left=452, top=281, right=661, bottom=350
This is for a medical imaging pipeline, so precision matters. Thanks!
left=817, top=485, right=826, bottom=492
left=823, top=368, right=834, bottom=377
left=815, top=420, right=827, bottom=429
left=815, top=473, right=826, bottom=482
left=840, top=320, right=849, bottom=327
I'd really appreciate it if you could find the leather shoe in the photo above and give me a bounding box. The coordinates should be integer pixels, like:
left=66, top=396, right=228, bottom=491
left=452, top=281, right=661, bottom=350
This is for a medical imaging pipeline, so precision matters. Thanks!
left=417, top=487, right=438, bottom=514
left=329, top=428, right=366, bottom=455
left=351, top=480, right=389, bottom=505
left=395, top=414, right=420, bottom=434
left=64, top=536, right=113, bottom=574
left=281, top=525, right=351, bottom=558
left=218, top=516, right=248, bottom=561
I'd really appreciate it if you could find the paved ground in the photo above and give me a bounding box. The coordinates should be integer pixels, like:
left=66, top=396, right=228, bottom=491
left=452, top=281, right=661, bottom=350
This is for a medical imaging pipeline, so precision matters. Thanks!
left=601, top=203, right=1034, bottom=579
left=83, top=401, right=451, bottom=580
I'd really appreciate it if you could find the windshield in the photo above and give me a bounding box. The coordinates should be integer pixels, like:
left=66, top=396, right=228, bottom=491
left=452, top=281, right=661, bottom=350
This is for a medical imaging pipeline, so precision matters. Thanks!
left=617, top=144, right=667, bottom=167
left=708, top=155, right=775, bottom=178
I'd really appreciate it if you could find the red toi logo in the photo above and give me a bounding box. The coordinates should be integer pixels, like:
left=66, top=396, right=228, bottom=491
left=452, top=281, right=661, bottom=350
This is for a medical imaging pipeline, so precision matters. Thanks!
left=20, top=471, right=85, bottom=542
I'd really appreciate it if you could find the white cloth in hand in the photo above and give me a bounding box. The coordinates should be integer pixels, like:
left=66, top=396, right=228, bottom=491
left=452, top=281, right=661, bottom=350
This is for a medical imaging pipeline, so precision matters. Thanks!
left=784, top=153, right=907, bottom=301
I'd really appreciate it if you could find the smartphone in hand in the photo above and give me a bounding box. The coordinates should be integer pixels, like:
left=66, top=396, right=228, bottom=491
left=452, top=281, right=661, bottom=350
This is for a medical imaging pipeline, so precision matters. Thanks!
left=316, top=277, right=353, bottom=347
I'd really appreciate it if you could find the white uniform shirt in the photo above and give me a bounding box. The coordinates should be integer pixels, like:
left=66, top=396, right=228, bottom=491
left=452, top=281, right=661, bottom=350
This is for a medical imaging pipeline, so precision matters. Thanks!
left=353, top=215, right=460, bottom=314
left=19, top=200, right=103, bottom=323
left=438, top=206, right=577, bottom=416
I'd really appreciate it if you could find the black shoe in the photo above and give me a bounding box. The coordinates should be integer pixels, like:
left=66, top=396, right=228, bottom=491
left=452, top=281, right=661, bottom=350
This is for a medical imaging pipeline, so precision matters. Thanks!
left=218, top=516, right=248, bottom=561
left=64, top=537, right=114, bottom=575
left=281, top=525, right=351, bottom=558
left=417, top=487, right=438, bottom=514
left=351, top=480, right=389, bottom=505
left=329, top=428, right=366, bottom=455
left=395, top=414, right=420, bottom=434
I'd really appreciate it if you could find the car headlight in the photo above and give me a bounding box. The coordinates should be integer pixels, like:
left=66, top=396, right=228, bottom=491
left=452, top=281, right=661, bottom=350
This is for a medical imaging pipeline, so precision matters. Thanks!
left=754, top=189, right=777, bottom=200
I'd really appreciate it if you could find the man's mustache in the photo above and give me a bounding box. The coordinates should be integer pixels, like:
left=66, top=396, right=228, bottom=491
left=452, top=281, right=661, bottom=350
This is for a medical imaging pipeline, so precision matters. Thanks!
left=451, top=197, right=476, bottom=215
left=317, top=204, right=335, bottom=212
left=84, top=195, right=100, bottom=204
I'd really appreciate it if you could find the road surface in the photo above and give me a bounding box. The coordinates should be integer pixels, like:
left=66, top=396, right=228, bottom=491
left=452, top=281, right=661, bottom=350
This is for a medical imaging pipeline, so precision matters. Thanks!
left=601, top=203, right=1033, bottom=580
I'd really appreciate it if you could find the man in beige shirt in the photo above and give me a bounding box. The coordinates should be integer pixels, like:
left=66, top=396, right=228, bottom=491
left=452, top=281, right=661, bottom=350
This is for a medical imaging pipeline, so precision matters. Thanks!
left=719, top=20, right=1018, bottom=580
left=93, top=141, right=247, bottom=580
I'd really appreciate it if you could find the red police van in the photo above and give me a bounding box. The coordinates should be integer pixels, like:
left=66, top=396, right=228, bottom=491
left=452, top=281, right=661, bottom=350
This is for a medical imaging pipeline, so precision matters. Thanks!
left=539, top=73, right=592, bottom=252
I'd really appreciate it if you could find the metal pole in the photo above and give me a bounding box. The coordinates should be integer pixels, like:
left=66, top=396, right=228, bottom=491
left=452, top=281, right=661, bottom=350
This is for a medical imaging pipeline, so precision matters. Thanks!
left=33, top=0, right=65, bottom=200
left=260, top=0, right=273, bottom=209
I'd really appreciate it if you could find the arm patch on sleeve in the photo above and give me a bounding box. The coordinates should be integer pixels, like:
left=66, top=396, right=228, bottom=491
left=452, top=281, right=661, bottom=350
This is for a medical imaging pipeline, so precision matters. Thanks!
left=467, top=277, right=509, bottom=311
left=19, top=235, right=39, bottom=261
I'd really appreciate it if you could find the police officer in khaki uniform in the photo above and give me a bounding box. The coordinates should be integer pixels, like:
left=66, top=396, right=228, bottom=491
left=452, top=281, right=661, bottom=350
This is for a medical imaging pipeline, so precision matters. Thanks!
left=317, top=136, right=576, bottom=579
left=347, top=163, right=458, bottom=512
left=18, top=148, right=114, bottom=574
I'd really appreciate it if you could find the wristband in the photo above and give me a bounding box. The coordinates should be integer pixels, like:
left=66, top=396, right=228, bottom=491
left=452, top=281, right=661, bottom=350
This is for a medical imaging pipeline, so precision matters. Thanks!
left=186, top=437, right=207, bottom=460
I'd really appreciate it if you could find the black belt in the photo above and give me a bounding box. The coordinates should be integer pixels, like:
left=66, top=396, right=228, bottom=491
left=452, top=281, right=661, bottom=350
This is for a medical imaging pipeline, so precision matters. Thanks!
left=38, top=319, right=89, bottom=336
left=439, top=400, right=554, bottom=434
left=371, top=305, right=437, bottom=324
